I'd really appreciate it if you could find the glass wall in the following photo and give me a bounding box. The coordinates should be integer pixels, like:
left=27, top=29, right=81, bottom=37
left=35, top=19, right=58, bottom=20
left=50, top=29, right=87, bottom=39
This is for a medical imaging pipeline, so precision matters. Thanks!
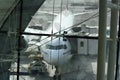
left=0, top=0, right=119, bottom=80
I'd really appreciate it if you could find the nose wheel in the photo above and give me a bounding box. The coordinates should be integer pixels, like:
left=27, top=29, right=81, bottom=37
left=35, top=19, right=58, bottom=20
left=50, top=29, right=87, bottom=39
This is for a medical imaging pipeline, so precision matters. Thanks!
left=53, top=66, right=61, bottom=80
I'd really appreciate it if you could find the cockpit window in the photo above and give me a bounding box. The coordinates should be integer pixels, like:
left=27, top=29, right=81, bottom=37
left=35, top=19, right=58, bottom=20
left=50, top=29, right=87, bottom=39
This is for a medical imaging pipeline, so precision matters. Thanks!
left=46, top=44, right=67, bottom=50
left=29, top=26, right=42, bottom=30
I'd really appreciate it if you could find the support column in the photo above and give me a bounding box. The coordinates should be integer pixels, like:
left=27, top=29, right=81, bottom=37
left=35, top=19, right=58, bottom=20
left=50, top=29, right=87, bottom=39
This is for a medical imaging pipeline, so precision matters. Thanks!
left=17, top=0, right=23, bottom=80
left=107, top=0, right=119, bottom=80
left=115, top=11, right=120, bottom=80
left=97, top=0, right=107, bottom=80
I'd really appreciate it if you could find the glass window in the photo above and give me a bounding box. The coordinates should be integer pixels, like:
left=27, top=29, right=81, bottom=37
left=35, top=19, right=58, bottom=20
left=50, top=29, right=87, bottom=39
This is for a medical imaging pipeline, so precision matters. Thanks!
left=46, top=44, right=67, bottom=50
left=28, top=26, right=42, bottom=30
left=80, top=41, right=84, bottom=47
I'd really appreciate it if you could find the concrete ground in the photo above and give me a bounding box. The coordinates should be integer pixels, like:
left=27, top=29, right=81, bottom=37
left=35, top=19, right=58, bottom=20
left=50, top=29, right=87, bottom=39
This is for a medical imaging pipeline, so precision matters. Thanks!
left=10, top=55, right=104, bottom=80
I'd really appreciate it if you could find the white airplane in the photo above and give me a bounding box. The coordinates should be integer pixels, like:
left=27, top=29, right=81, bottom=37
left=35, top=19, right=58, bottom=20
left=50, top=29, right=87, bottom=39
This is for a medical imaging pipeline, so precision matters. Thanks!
left=23, top=9, right=96, bottom=65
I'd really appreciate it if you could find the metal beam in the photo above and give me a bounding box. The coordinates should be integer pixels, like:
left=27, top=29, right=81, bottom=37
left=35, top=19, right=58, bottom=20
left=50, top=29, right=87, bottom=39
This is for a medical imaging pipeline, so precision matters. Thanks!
left=107, top=0, right=119, bottom=80
left=97, top=0, right=107, bottom=80
left=107, top=2, right=120, bottom=9
left=16, top=0, right=23, bottom=80
left=0, top=0, right=20, bottom=30
left=115, top=10, right=120, bottom=80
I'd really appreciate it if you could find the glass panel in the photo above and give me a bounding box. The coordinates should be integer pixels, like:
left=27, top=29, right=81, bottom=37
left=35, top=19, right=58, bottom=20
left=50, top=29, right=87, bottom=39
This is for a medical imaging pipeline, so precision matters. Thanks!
left=0, top=0, right=119, bottom=80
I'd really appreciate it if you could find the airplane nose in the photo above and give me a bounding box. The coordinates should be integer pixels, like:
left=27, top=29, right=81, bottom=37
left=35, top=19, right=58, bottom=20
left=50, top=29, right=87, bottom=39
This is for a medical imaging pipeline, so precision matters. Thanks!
left=42, top=50, right=72, bottom=65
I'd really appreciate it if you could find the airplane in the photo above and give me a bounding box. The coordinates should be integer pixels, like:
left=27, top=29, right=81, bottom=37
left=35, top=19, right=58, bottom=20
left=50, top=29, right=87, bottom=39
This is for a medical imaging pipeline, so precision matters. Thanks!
left=20, top=7, right=100, bottom=77
left=23, top=9, right=97, bottom=66
left=24, top=9, right=73, bottom=65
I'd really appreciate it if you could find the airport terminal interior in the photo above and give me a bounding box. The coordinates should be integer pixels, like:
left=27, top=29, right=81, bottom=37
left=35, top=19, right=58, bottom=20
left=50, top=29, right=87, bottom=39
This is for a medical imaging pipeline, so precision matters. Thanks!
left=0, top=0, right=120, bottom=80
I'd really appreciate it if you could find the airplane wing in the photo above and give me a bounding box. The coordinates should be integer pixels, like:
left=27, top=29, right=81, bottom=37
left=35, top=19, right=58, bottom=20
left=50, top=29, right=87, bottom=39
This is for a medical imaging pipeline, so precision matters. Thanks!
left=74, top=10, right=98, bottom=16
left=37, top=10, right=58, bottom=16
left=0, top=59, right=15, bottom=62
left=24, top=25, right=48, bottom=34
